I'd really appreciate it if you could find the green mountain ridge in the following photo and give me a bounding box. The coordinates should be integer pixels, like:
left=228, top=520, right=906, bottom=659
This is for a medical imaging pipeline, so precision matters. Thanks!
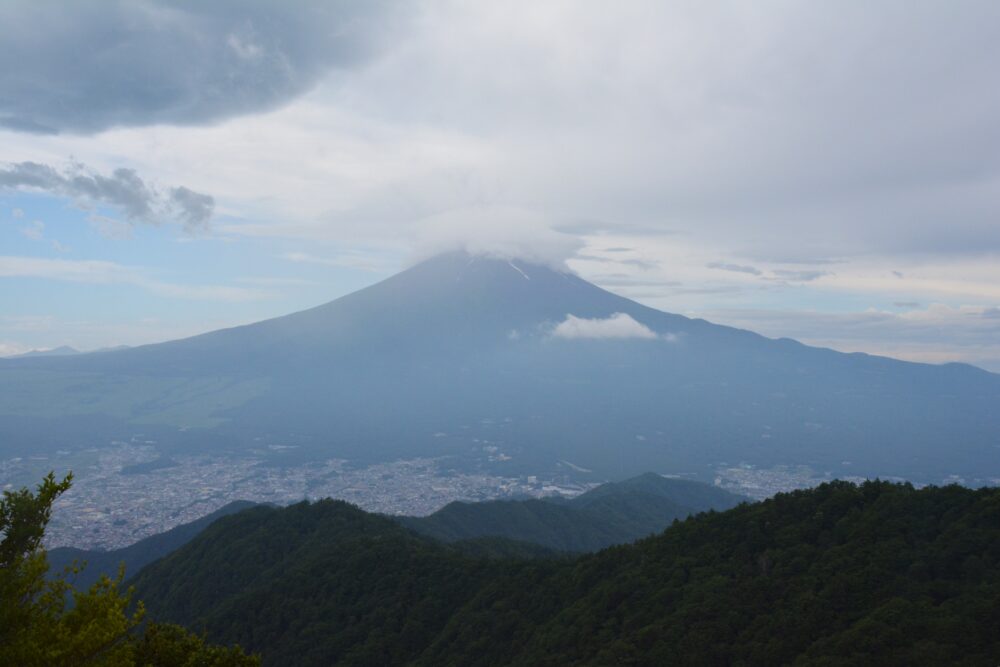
left=130, top=481, right=1000, bottom=666
left=400, top=472, right=744, bottom=552
left=51, top=474, right=742, bottom=589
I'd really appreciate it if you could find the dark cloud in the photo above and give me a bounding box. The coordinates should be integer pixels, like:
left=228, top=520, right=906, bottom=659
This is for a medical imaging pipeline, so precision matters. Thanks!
left=169, top=187, right=215, bottom=232
left=0, top=161, right=213, bottom=231
left=706, top=262, right=762, bottom=276
left=0, top=1, right=399, bottom=134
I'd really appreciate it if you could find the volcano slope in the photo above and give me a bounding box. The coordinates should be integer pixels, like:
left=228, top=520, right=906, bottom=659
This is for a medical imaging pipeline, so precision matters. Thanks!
left=2, top=251, right=999, bottom=483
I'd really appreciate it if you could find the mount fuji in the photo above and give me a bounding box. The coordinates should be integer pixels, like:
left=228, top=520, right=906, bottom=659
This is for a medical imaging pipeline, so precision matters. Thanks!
left=2, top=251, right=998, bottom=483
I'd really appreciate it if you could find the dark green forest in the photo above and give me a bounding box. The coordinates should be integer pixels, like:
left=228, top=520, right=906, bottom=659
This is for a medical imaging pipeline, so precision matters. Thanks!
left=399, top=472, right=744, bottom=552
left=46, top=473, right=740, bottom=595
left=132, top=480, right=1000, bottom=666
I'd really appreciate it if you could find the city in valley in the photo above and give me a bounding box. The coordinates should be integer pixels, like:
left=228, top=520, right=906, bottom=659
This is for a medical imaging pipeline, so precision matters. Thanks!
left=0, top=434, right=917, bottom=552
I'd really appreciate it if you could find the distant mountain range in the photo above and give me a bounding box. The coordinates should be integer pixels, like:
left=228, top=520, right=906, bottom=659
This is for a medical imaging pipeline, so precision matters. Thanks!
left=50, top=474, right=745, bottom=588
left=3, top=251, right=999, bottom=482
left=9, top=345, right=81, bottom=358
left=128, top=480, right=1000, bottom=665
left=7, top=344, right=129, bottom=358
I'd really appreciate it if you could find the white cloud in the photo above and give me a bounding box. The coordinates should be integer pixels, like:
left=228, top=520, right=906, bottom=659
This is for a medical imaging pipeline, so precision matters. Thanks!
left=0, top=256, right=136, bottom=283
left=410, top=206, right=583, bottom=269
left=551, top=312, right=661, bottom=340
left=0, top=255, right=272, bottom=302
left=280, top=251, right=389, bottom=272
left=20, top=219, right=44, bottom=240
left=0, top=340, right=31, bottom=357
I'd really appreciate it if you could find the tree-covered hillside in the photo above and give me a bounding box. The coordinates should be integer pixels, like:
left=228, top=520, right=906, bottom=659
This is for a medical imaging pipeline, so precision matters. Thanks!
left=399, top=472, right=744, bottom=552
left=132, top=481, right=1000, bottom=666
left=49, top=473, right=737, bottom=593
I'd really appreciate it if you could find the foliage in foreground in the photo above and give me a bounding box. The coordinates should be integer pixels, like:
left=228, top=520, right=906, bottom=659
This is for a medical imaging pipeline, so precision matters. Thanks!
left=0, top=472, right=258, bottom=666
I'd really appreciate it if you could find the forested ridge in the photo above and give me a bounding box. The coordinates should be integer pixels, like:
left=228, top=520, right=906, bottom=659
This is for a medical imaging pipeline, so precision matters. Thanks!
left=132, top=480, right=1000, bottom=666
left=399, top=472, right=744, bottom=552
left=47, top=474, right=741, bottom=590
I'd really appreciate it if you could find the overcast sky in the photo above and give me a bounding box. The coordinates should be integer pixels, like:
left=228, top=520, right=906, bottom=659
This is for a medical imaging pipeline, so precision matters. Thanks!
left=2, top=0, right=1000, bottom=371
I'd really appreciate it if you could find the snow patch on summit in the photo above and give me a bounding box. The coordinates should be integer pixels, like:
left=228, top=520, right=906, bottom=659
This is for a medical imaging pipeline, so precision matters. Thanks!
left=508, top=261, right=530, bottom=280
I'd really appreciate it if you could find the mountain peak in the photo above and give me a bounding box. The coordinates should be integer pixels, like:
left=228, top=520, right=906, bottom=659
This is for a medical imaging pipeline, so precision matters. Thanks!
left=407, top=206, right=584, bottom=271
left=403, top=249, right=573, bottom=282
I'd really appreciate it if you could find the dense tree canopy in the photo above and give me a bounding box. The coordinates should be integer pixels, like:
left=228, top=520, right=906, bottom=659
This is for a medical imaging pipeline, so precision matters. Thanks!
left=132, top=480, right=1000, bottom=666
left=399, top=473, right=744, bottom=552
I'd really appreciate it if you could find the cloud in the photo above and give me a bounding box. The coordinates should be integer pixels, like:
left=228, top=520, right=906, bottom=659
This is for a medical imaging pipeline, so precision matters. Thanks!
left=589, top=275, right=683, bottom=288
left=576, top=254, right=659, bottom=270
left=0, top=255, right=270, bottom=302
left=706, top=262, right=762, bottom=276
left=771, top=269, right=830, bottom=282
left=2, top=2, right=998, bottom=265
left=20, top=220, right=44, bottom=241
left=0, top=161, right=214, bottom=232
left=0, top=341, right=32, bottom=357
left=0, top=1, right=400, bottom=134
left=551, top=312, right=662, bottom=340
left=411, top=207, right=584, bottom=269
left=169, top=187, right=215, bottom=232
left=280, top=251, right=389, bottom=272
left=0, top=2, right=998, bottom=363
left=0, top=256, right=136, bottom=284
left=354, top=1, right=1000, bottom=261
